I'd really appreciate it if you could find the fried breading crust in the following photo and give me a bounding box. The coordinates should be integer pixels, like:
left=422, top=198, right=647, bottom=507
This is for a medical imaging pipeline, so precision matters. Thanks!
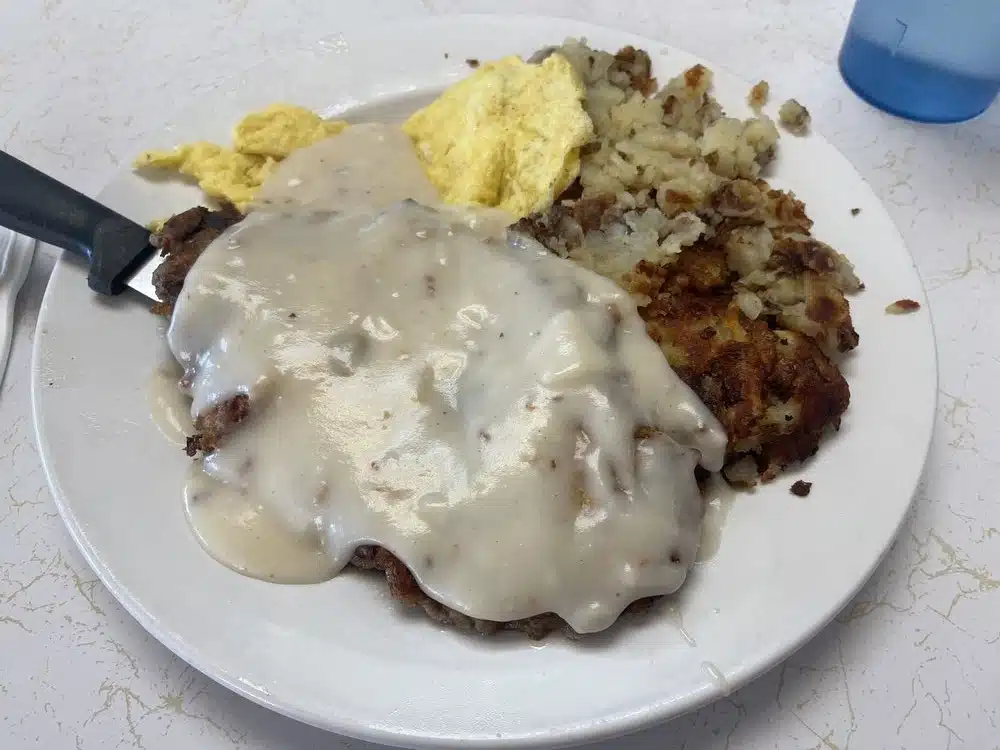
left=184, top=394, right=251, bottom=457
left=150, top=203, right=244, bottom=316
left=153, top=206, right=661, bottom=639
left=349, top=546, right=661, bottom=639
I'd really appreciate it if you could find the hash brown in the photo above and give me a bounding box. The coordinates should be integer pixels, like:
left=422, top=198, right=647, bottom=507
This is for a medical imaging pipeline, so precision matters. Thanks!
left=516, top=40, right=861, bottom=484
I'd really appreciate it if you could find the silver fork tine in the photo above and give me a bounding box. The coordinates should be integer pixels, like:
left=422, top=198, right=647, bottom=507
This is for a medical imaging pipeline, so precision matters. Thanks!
left=0, top=227, right=11, bottom=281
left=0, top=228, right=36, bottom=391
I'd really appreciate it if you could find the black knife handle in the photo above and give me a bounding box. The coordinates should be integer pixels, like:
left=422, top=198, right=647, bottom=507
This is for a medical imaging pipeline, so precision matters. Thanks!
left=0, top=150, right=152, bottom=295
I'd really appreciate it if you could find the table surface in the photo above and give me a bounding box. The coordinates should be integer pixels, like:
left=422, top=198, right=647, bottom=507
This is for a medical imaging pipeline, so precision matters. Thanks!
left=2, top=1, right=998, bottom=748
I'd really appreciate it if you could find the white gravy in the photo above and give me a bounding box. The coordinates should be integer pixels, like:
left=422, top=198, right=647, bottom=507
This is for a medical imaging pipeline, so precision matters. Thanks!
left=696, top=475, right=737, bottom=563
left=167, top=123, right=726, bottom=633
left=185, top=470, right=336, bottom=583
left=148, top=362, right=193, bottom=447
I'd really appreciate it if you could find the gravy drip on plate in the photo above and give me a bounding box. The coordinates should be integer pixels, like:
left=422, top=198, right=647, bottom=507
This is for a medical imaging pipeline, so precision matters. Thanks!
left=148, top=362, right=193, bottom=448
left=167, top=123, right=726, bottom=633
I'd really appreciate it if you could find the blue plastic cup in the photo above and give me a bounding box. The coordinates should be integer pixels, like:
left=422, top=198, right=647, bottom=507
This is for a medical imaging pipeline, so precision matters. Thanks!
left=838, top=0, right=1000, bottom=123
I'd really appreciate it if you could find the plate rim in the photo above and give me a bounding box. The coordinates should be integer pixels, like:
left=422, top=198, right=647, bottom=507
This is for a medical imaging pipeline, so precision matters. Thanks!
left=29, top=13, right=939, bottom=748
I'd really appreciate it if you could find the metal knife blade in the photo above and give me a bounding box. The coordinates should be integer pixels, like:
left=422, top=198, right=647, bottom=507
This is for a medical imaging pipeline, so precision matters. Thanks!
left=123, top=252, right=159, bottom=300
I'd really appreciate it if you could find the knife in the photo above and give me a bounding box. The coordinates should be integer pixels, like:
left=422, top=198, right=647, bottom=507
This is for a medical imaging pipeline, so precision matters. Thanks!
left=0, top=150, right=159, bottom=300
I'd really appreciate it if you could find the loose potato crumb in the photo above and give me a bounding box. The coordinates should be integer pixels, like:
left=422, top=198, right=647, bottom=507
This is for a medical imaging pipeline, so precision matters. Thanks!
left=790, top=480, right=812, bottom=497
left=723, top=456, right=760, bottom=487
left=886, top=299, right=921, bottom=314
left=747, top=80, right=770, bottom=111
left=778, top=98, right=811, bottom=135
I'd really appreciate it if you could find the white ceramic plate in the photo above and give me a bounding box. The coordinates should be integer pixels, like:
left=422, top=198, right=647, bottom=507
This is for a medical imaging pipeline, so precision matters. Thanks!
left=31, top=15, right=937, bottom=749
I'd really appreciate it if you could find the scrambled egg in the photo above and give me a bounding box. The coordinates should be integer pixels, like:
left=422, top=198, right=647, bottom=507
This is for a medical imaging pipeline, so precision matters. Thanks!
left=135, top=105, right=347, bottom=210
left=135, top=57, right=594, bottom=219
left=402, top=53, right=594, bottom=218
left=233, top=104, right=348, bottom=158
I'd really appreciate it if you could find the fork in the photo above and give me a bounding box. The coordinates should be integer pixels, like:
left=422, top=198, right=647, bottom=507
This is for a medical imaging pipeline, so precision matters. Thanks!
left=0, top=228, right=36, bottom=390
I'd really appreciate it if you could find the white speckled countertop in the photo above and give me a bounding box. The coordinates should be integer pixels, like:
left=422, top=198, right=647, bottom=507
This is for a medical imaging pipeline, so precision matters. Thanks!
left=2, top=1, right=998, bottom=748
